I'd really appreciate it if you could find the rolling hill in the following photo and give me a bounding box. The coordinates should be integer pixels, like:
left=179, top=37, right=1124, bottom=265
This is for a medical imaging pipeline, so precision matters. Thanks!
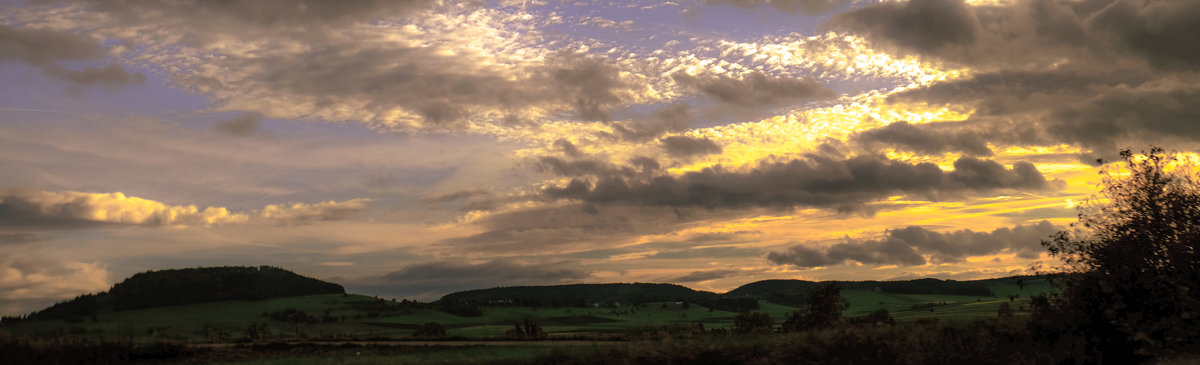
left=26, top=266, right=344, bottom=322
left=0, top=266, right=1059, bottom=342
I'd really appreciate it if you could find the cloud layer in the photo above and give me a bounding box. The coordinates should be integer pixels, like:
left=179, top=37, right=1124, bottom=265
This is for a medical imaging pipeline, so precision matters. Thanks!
left=768, top=220, right=1060, bottom=268
left=543, top=154, right=1054, bottom=212
left=0, top=189, right=368, bottom=228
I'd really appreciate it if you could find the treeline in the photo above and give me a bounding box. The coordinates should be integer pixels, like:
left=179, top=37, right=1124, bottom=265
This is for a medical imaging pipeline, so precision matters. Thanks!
left=437, top=277, right=999, bottom=310
left=6, top=266, right=344, bottom=323
left=725, top=278, right=997, bottom=305
left=438, top=283, right=718, bottom=307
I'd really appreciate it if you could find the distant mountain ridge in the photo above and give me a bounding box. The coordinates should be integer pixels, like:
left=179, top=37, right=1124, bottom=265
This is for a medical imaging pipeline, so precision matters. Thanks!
left=726, top=278, right=995, bottom=305
left=438, top=283, right=717, bottom=307
left=438, top=277, right=1026, bottom=308
left=29, top=266, right=344, bottom=321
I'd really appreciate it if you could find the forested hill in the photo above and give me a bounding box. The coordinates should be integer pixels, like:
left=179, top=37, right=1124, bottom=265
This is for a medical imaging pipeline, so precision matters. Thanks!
left=438, top=277, right=1015, bottom=309
left=727, top=278, right=998, bottom=303
left=438, top=283, right=718, bottom=306
left=30, top=266, right=343, bottom=321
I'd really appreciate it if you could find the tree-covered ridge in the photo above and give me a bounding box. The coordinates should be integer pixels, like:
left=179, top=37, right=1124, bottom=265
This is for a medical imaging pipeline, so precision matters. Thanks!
left=726, top=278, right=996, bottom=304
left=29, top=266, right=344, bottom=321
left=437, top=283, right=718, bottom=307
left=437, top=277, right=1005, bottom=309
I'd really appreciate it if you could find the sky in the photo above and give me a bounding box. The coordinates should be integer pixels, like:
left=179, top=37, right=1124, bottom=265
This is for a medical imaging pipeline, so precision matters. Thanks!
left=1, top=0, right=1197, bottom=316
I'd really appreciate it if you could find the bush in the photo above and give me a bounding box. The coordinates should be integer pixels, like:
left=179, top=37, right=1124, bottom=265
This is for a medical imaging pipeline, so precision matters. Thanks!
left=733, top=312, right=773, bottom=334
left=411, top=322, right=447, bottom=338
left=1041, top=147, right=1200, bottom=360
left=502, top=317, right=546, bottom=339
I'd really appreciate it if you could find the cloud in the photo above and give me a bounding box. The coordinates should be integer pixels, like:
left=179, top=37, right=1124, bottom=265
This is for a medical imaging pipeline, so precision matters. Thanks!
left=671, top=71, right=835, bottom=109
left=0, top=25, right=100, bottom=66
left=666, top=269, right=745, bottom=283
left=0, top=233, right=45, bottom=245
left=24, top=3, right=658, bottom=132
left=868, top=82, right=1200, bottom=156
left=258, top=199, right=370, bottom=225
left=214, top=113, right=262, bottom=137
left=706, top=0, right=850, bottom=14
left=542, top=154, right=1055, bottom=213
left=0, top=189, right=369, bottom=228
left=825, top=0, right=1200, bottom=155
left=85, top=0, right=434, bottom=29
left=0, top=254, right=110, bottom=316
left=828, top=0, right=978, bottom=55
left=432, top=199, right=769, bottom=253
left=608, top=104, right=694, bottom=142
left=0, top=24, right=143, bottom=87
left=852, top=121, right=994, bottom=157
left=41, top=64, right=146, bottom=87
left=554, top=139, right=583, bottom=158
left=661, top=136, right=724, bottom=158
left=767, top=220, right=1060, bottom=268
left=351, top=259, right=591, bottom=299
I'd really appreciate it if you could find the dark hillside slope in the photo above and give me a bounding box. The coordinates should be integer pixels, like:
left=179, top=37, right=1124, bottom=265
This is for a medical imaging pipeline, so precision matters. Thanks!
left=30, top=266, right=343, bottom=321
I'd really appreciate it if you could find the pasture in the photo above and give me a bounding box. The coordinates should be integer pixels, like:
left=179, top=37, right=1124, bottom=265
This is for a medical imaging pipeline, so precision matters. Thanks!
left=2, top=278, right=1056, bottom=342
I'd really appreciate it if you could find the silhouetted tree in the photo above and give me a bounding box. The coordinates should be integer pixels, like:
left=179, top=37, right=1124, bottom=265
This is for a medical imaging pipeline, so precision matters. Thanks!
left=733, top=311, right=774, bottom=334
left=997, top=302, right=1013, bottom=318
left=782, top=282, right=844, bottom=331
left=502, top=317, right=546, bottom=339
left=412, top=322, right=447, bottom=338
left=1042, top=147, right=1200, bottom=359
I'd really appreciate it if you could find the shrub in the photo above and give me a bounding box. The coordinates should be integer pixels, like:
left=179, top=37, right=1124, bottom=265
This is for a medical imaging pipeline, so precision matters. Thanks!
left=411, top=322, right=447, bottom=338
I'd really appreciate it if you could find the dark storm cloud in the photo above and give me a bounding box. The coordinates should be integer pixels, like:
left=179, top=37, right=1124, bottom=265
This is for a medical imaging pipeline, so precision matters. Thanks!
left=83, top=0, right=435, bottom=29
left=667, top=269, right=746, bottom=283
left=767, top=220, right=1060, bottom=268
left=0, top=192, right=113, bottom=229
left=661, top=136, right=723, bottom=158
left=864, top=84, right=1200, bottom=157
left=549, top=55, right=630, bottom=122
left=887, top=69, right=1154, bottom=114
left=554, top=139, right=583, bottom=158
left=0, top=25, right=100, bottom=65
left=608, top=104, right=694, bottom=142
left=536, top=155, right=662, bottom=180
left=829, top=0, right=1200, bottom=155
left=828, top=0, right=1200, bottom=70
left=852, top=121, right=994, bottom=157
left=1087, top=0, right=1200, bottom=70
left=828, top=0, right=978, bottom=54
left=352, top=259, right=591, bottom=298
left=671, top=71, right=836, bottom=108
left=1049, top=87, right=1200, bottom=151
left=542, top=154, right=1055, bottom=213
left=707, top=0, right=850, bottom=14
left=214, top=113, right=262, bottom=136
left=0, top=25, right=144, bottom=87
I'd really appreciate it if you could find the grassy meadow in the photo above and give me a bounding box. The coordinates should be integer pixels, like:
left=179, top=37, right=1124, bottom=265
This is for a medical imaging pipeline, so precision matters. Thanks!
left=2, top=278, right=1055, bottom=343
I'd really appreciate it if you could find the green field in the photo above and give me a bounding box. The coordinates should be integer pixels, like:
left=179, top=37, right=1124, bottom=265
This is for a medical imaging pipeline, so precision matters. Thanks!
left=3, top=278, right=1056, bottom=342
